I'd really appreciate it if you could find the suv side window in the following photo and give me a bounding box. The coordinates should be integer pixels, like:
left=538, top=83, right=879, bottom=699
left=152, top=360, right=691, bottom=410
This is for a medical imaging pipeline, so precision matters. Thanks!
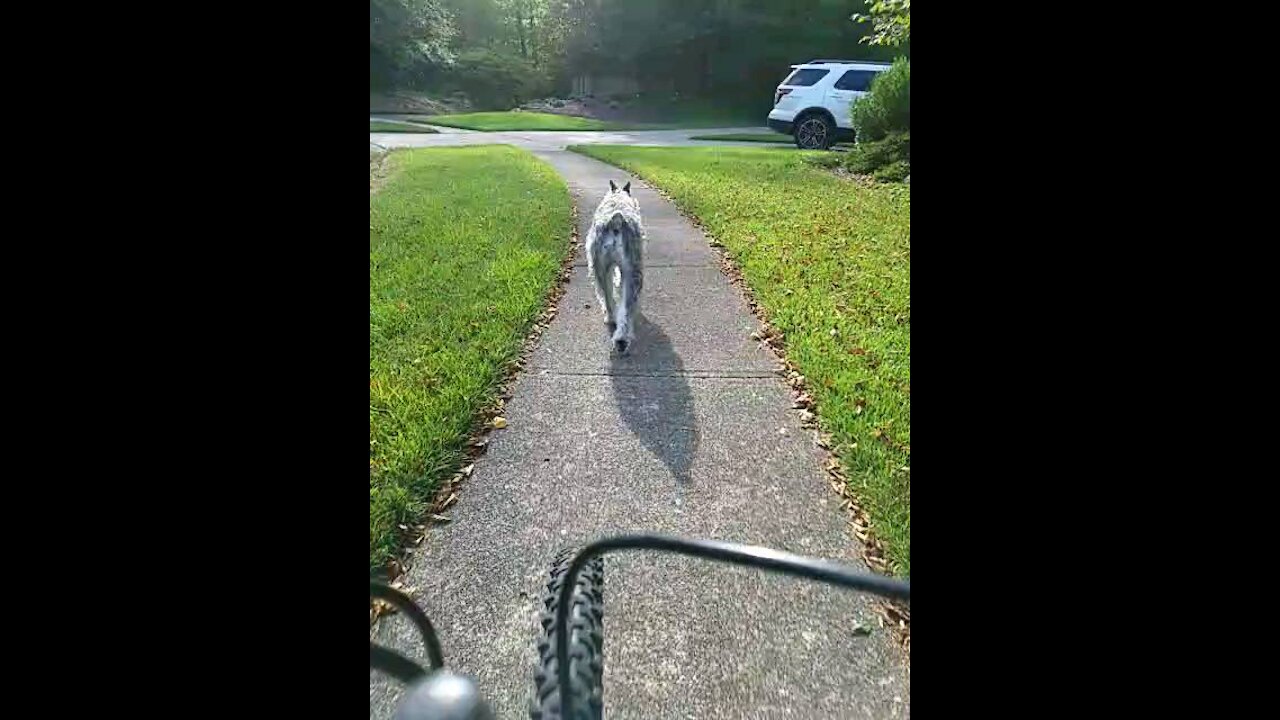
left=783, top=68, right=830, bottom=87
left=834, top=70, right=880, bottom=91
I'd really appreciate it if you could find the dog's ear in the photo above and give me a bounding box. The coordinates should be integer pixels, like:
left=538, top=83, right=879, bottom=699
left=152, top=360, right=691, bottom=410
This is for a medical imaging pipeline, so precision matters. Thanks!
left=623, top=181, right=631, bottom=194
left=609, top=180, right=617, bottom=192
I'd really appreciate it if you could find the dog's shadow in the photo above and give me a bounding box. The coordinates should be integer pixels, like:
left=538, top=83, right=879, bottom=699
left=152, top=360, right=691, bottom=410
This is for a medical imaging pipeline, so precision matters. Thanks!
left=610, top=313, right=699, bottom=484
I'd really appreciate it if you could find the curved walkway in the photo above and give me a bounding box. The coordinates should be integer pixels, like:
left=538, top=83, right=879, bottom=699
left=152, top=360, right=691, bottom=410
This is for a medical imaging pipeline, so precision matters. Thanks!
left=369, top=142, right=907, bottom=719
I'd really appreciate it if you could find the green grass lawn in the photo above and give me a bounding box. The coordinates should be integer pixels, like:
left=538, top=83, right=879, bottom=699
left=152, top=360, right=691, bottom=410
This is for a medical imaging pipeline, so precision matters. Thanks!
left=419, top=108, right=762, bottom=132
left=370, top=120, right=439, bottom=133
left=570, top=145, right=911, bottom=576
left=688, top=132, right=793, bottom=143
left=623, top=99, right=762, bottom=128
left=394, top=115, right=447, bottom=125
left=370, top=146, right=572, bottom=572
left=688, top=132, right=853, bottom=148
left=419, top=111, right=626, bottom=131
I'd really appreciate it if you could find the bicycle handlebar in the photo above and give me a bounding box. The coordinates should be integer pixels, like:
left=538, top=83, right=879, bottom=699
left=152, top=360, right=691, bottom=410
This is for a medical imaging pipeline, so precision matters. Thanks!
left=371, top=533, right=911, bottom=720
left=551, top=534, right=910, bottom=718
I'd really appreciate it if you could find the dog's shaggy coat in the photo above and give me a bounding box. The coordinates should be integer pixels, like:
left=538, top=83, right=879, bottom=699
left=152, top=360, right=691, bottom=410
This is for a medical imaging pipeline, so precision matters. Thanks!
left=586, top=180, right=645, bottom=353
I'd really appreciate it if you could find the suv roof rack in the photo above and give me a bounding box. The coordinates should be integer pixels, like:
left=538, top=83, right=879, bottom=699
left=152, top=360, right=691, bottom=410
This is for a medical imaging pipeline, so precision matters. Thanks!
left=804, top=59, right=891, bottom=65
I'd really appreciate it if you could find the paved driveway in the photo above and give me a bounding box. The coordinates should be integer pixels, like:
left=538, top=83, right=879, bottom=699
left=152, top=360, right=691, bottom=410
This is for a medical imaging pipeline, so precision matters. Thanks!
left=370, top=125, right=781, bottom=152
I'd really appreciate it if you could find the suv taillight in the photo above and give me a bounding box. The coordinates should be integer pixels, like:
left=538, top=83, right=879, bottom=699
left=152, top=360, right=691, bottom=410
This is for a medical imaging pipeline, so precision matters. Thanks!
left=774, top=89, right=791, bottom=106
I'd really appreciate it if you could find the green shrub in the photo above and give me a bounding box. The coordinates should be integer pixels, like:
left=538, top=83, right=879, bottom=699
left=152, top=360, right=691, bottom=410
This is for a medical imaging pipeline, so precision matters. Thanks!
left=444, top=49, right=549, bottom=110
left=843, top=130, right=910, bottom=179
left=801, top=153, right=843, bottom=169
left=851, top=57, right=910, bottom=143
left=872, top=160, right=911, bottom=183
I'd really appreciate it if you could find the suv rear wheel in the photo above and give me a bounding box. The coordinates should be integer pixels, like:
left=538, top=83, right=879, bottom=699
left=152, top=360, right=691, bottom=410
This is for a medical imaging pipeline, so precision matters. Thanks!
left=794, top=113, right=835, bottom=150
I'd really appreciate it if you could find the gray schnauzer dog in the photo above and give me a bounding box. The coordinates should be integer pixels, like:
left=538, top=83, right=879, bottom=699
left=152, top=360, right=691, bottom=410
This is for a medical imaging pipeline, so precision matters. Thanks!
left=586, top=180, right=645, bottom=353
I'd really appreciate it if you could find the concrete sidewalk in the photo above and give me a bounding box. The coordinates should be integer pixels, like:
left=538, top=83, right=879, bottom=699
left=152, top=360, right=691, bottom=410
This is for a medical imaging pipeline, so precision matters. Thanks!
left=370, top=149, right=908, bottom=719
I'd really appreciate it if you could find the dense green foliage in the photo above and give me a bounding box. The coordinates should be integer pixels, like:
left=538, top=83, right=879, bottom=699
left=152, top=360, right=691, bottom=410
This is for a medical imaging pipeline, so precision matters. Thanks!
left=370, top=0, right=457, bottom=89
left=847, top=57, right=909, bottom=180
left=843, top=131, right=909, bottom=181
left=851, top=0, right=910, bottom=47
left=850, top=57, right=909, bottom=143
left=371, top=1, right=903, bottom=112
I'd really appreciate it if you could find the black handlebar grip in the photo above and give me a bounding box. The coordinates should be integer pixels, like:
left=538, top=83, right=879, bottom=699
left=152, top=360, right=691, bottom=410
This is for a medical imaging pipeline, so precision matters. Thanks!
left=393, top=671, right=495, bottom=720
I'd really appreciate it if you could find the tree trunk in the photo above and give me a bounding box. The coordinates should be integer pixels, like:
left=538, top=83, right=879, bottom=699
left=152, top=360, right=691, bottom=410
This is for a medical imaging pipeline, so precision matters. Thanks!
left=516, top=4, right=528, bottom=58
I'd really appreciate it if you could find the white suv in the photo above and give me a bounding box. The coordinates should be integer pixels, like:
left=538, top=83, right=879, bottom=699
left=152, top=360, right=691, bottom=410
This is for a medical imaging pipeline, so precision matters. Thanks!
left=767, top=59, right=890, bottom=150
